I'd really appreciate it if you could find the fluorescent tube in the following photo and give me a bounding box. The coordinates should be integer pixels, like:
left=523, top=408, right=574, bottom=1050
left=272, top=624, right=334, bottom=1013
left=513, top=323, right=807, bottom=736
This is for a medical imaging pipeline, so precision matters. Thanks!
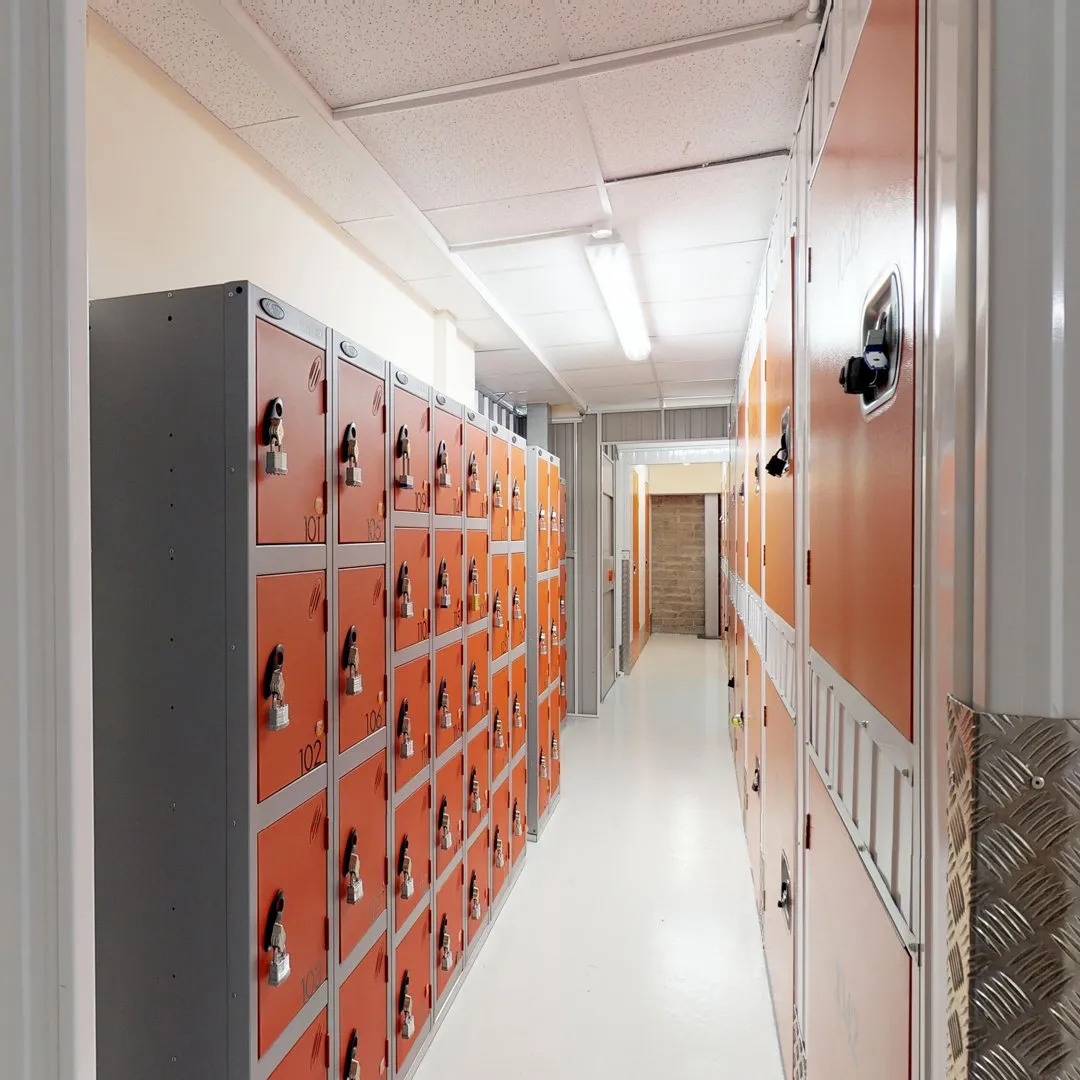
left=585, top=238, right=652, bottom=362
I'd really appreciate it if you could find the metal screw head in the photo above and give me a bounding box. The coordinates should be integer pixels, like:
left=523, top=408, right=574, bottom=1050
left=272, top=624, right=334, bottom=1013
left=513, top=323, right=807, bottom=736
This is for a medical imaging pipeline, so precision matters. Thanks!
left=1032, top=775, right=1046, bottom=790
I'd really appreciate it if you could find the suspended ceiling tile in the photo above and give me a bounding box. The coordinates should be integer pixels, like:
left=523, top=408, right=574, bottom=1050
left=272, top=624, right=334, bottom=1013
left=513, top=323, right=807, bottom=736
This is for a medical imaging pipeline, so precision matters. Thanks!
left=236, top=117, right=392, bottom=223
left=653, top=358, right=737, bottom=383
left=346, top=84, right=598, bottom=211
left=406, top=276, right=495, bottom=322
left=340, top=215, right=454, bottom=281
left=473, top=349, right=541, bottom=377
left=457, top=318, right=526, bottom=351
left=241, top=0, right=559, bottom=107
left=556, top=0, right=805, bottom=59
left=90, top=0, right=294, bottom=129
left=459, top=233, right=590, bottom=274
left=646, top=296, right=753, bottom=338
left=563, top=364, right=657, bottom=389
left=478, top=263, right=602, bottom=317
left=661, top=379, right=736, bottom=401
left=544, top=342, right=627, bottom=370
left=430, top=188, right=605, bottom=248
left=634, top=241, right=766, bottom=304
left=516, top=309, right=616, bottom=348
left=649, top=332, right=746, bottom=365
left=609, top=157, right=787, bottom=254
left=579, top=37, right=812, bottom=178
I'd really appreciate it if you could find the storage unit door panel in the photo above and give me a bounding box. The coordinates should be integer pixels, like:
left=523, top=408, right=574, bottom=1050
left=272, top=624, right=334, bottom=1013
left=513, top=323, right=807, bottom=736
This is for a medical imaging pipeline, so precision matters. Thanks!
left=466, top=423, right=489, bottom=519
left=257, top=792, right=328, bottom=1057
left=491, top=554, right=510, bottom=659
left=806, top=769, right=911, bottom=1080
left=434, top=529, right=465, bottom=638
left=269, top=1011, right=328, bottom=1080
left=511, top=655, right=527, bottom=756
left=256, top=319, right=327, bottom=546
left=435, top=752, right=465, bottom=878
left=490, top=437, right=509, bottom=541
left=510, top=443, right=526, bottom=541
left=394, top=910, right=432, bottom=1071
left=745, top=641, right=763, bottom=897
left=338, top=359, right=386, bottom=544
left=511, top=756, right=527, bottom=863
left=433, top=407, right=463, bottom=517
left=393, top=655, right=431, bottom=791
left=393, top=528, right=431, bottom=652
left=256, top=572, right=328, bottom=803
left=466, top=631, right=490, bottom=730
left=392, top=386, right=431, bottom=514
left=436, top=874, right=464, bottom=999
left=394, top=783, right=431, bottom=927
left=510, top=553, right=527, bottom=650
left=466, top=830, right=490, bottom=943
left=747, top=353, right=763, bottom=596
left=538, top=579, right=550, bottom=690
left=434, top=641, right=465, bottom=757
left=338, top=566, right=387, bottom=754
left=491, top=664, right=510, bottom=779
left=466, top=531, right=490, bottom=626
left=339, top=934, right=389, bottom=1080
left=807, top=0, right=917, bottom=739
left=736, top=396, right=746, bottom=574
left=467, top=729, right=490, bottom=837
left=491, top=778, right=510, bottom=900
left=338, top=751, right=388, bottom=962
left=550, top=705, right=561, bottom=796
left=539, top=698, right=552, bottom=818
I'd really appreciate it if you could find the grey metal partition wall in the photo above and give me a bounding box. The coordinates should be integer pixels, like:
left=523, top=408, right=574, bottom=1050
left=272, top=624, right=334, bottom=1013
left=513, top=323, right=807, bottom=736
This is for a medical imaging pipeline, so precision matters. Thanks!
left=574, top=413, right=601, bottom=717
left=601, top=451, right=616, bottom=701
left=549, top=420, right=579, bottom=717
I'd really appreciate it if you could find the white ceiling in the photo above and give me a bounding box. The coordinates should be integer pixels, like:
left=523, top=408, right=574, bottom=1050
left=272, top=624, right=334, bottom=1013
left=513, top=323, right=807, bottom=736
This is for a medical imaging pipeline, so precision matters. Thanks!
left=90, top=0, right=817, bottom=409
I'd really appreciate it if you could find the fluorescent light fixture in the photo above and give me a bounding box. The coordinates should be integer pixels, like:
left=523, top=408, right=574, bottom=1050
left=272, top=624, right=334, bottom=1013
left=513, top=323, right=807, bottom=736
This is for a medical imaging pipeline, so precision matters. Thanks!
left=585, top=236, right=651, bottom=362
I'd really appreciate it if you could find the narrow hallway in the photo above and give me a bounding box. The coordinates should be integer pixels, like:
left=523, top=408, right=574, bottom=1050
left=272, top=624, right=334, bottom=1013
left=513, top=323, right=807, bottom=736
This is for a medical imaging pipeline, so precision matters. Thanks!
left=415, top=635, right=783, bottom=1080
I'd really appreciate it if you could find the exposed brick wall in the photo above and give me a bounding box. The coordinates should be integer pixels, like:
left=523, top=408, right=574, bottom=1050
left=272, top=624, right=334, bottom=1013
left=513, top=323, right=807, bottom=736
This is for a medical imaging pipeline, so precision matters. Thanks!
left=650, top=494, right=705, bottom=635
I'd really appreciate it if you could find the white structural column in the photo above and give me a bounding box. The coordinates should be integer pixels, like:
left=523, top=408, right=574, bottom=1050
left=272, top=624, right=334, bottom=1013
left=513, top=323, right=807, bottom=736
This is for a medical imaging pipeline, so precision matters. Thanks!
left=0, top=1, right=96, bottom=1078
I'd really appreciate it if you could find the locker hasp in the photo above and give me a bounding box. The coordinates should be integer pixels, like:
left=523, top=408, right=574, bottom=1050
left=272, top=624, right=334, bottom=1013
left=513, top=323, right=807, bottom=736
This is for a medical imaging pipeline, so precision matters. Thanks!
left=398, top=699, right=414, bottom=760
left=263, top=643, right=290, bottom=731
left=513, top=695, right=523, bottom=729
left=538, top=503, right=547, bottom=531
left=438, top=797, right=454, bottom=850
left=468, top=558, right=482, bottom=613
left=469, top=769, right=482, bottom=814
left=341, top=421, right=362, bottom=488
left=438, top=559, right=452, bottom=609
left=512, top=588, right=523, bottom=622
left=343, top=828, right=364, bottom=905
left=512, top=479, right=521, bottom=513
left=494, top=827, right=505, bottom=869
left=765, top=407, right=791, bottom=478
left=342, top=625, right=362, bottom=697
left=493, top=591, right=504, bottom=628
left=492, top=473, right=503, bottom=509
left=439, top=915, right=455, bottom=971
left=263, top=890, right=291, bottom=987
left=398, top=839, right=415, bottom=900
left=261, top=397, right=288, bottom=475
left=468, top=873, right=481, bottom=921
left=438, top=678, right=453, bottom=729
left=467, top=451, right=480, bottom=494
left=398, top=973, right=416, bottom=1040
left=469, top=664, right=481, bottom=708
left=395, top=425, right=414, bottom=489
left=513, top=801, right=524, bottom=837
left=436, top=439, right=452, bottom=489
left=493, top=712, right=505, bottom=750
left=397, top=562, right=414, bottom=619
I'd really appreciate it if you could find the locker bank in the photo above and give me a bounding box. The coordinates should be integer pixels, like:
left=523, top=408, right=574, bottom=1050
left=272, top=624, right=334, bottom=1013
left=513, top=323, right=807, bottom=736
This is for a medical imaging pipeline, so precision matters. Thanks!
left=4, top=2, right=1078, bottom=1079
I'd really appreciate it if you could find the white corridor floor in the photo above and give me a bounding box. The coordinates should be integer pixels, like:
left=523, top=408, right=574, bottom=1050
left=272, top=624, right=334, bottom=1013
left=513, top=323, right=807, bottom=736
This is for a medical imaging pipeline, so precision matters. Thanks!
left=413, top=633, right=783, bottom=1080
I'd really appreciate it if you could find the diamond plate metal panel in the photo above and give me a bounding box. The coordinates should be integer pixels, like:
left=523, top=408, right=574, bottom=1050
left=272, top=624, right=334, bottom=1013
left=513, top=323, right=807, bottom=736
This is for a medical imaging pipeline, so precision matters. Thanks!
left=947, top=697, right=1080, bottom=1079
left=793, top=1006, right=808, bottom=1080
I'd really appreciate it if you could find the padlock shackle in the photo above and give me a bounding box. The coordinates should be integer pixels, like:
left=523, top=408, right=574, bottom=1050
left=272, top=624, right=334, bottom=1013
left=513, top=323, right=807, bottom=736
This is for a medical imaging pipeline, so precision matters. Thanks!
left=344, top=1032, right=359, bottom=1080
left=340, top=422, right=357, bottom=462
left=262, top=889, right=285, bottom=952
left=342, top=625, right=358, bottom=669
left=343, top=828, right=358, bottom=877
left=260, top=397, right=285, bottom=446
left=262, top=644, right=285, bottom=699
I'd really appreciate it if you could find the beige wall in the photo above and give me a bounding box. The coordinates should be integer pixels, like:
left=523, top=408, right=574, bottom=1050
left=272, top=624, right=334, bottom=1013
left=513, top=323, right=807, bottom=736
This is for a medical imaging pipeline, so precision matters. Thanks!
left=87, top=16, right=475, bottom=400
left=648, top=463, right=724, bottom=495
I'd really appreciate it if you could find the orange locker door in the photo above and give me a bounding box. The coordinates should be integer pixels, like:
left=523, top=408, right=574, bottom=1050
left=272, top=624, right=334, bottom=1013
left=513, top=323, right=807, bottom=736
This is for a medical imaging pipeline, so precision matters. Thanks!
left=491, top=553, right=510, bottom=659
left=434, top=641, right=464, bottom=757
left=394, top=910, right=432, bottom=1071
left=466, top=830, right=490, bottom=944
left=255, top=319, right=326, bottom=546
left=538, top=578, right=550, bottom=690
left=339, top=935, right=388, bottom=1080
left=538, top=698, right=552, bottom=818
left=510, top=755, right=527, bottom=863
left=256, top=572, right=327, bottom=803
left=745, top=642, right=763, bottom=899
left=394, top=782, right=431, bottom=927
left=466, top=631, right=490, bottom=730
left=511, top=654, right=527, bottom=756
left=466, top=729, right=489, bottom=838
left=257, top=792, right=328, bottom=1057
left=466, top=531, right=489, bottom=626
left=736, top=395, right=746, bottom=574
left=393, top=655, right=431, bottom=791
left=393, top=528, right=430, bottom=652
left=537, top=457, right=550, bottom=571
left=490, top=435, right=509, bottom=541
left=435, top=752, right=465, bottom=879
left=509, top=440, right=526, bottom=541
left=338, top=752, right=388, bottom=962
left=338, top=566, right=386, bottom=754
left=491, top=779, right=510, bottom=900
left=338, top=359, right=386, bottom=545
left=465, top=421, right=489, bottom=520
left=550, top=704, right=561, bottom=796
left=436, top=874, right=464, bottom=999
left=434, top=529, right=464, bottom=638
left=433, top=406, right=463, bottom=517
left=807, top=0, right=916, bottom=739
left=391, top=384, right=431, bottom=513
left=269, top=1011, right=328, bottom=1080
left=747, top=351, right=763, bottom=596
left=510, top=554, right=526, bottom=650
left=491, top=665, right=510, bottom=779
left=559, top=482, right=567, bottom=559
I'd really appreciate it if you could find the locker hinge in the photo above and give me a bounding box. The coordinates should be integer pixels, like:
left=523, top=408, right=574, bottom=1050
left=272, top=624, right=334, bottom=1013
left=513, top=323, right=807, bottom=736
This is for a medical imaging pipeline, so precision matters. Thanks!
left=804, top=813, right=812, bottom=850
left=746, top=659, right=749, bottom=676
left=807, top=246, right=813, bottom=283
left=324, top=917, right=330, bottom=950
left=806, top=550, right=811, bottom=586
left=325, top=1033, right=330, bottom=1068
left=762, top=544, right=766, bottom=567
left=384, top=856, right=389, bottom=885
left=324, top=699, right=329, bottom=728
left=321, top=379, right=328, bottom=414
left=384, top=772, right=389, bottom=800
left=324, top=814, right=330, bottom=851
left=382, top=402, right=387, bottom=434
left=324, top=600, right=329, bottom=632
left=322, top=479, right=329, bottom=511
left=763, top=704, right=767, bottom=727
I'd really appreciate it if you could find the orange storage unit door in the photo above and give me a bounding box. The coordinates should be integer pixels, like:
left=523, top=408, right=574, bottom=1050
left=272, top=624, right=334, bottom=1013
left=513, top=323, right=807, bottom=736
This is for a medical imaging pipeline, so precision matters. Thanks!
left=466, top=420, right=489, bottom=519
left=269, top=1011, right=328, bottom=1080
left=466, top=630, right=490, bottom=730
left=491, top=778, right=510, bottom=900
left=550, top=702, right=562, bottom=796
left=747, top=351, right=763, bottom=596
left=466, top=530, right=489, bottom=626
left=807, top=0, right=917, bottom=739
left=256, top=791, right=328, bottom=1057
left=434, top=640, right=464, bottom=756
left=538, top=697, right=552, bottom=818
left=490, top=434, right=510, bottom=541
left=394, top=908, right=432, bottom=1071
left=393, top=782, right=431, bottom=927
left=393, top=528, right=430, bottom=652
left=338, top=566, right=387, bottom=754
left=736, top=394, right=746, bottom=574
left=433, top=406, right=463, bottom=517
left=510, top=553, right=527, bottom=650
left=491, top=553, right=510, bottom=659
left=255, top=319, right=327, bottom=546
left=436, top=873, right=464, bottom=999
left=745, top=641, right=763, bottom=895
left=511, top=654, right=527, bottom=756
left=510, top=756, right=527, bottom=863
left=764, top=245, right=796, bottom=628
left=339, top=935, right=388, bottom=1080
left=434, top=529, right=464, bottom=638
left=338, top=751, right=388, bottom=962
left=537, top=578, right=550, bottom=690
left=466, top=728, right=489, bottom=837
left=392, top=384, right=431, bottom=514
left=559, top=481, right=567, bottom=559
left=806, top=770, right=911, bottom=1080
left=509, top=439, right=526, bottom=541
left=256, top=572, right=328, bottom=803
left=491, top=664, right=510, bottom=779
left=338, top=359, right=386, bottom=545
left=466, top=830, right=490, bottom=943
left=761, top=683, right=796, bottom=1079
left=435, top=752, right=464, bottom=879
left=393, top=654, right=431, bottom=791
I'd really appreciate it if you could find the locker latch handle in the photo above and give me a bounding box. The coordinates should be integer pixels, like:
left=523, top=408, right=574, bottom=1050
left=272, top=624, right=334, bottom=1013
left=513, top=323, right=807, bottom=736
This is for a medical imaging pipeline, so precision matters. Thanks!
left=437, top=439, right=452, bottom=488
left=751, top=766, right=760, bottom=793
left=344, top=1030, right=359, bottom=1080
left=261, top=398, right=288, bottom=475
left=468, top=451, right=480, bottom=493
left=839, top=270, right=903, bottom=412
left=342, top=422, right=362, bottom=487
left=765, top=407, right=791, bottom=478
left=777, top=880, right=791, bottom=911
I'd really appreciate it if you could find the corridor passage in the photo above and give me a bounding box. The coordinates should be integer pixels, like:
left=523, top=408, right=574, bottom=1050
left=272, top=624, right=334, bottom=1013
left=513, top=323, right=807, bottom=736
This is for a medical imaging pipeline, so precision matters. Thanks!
left=415, top=635, right=783, bottom=1080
